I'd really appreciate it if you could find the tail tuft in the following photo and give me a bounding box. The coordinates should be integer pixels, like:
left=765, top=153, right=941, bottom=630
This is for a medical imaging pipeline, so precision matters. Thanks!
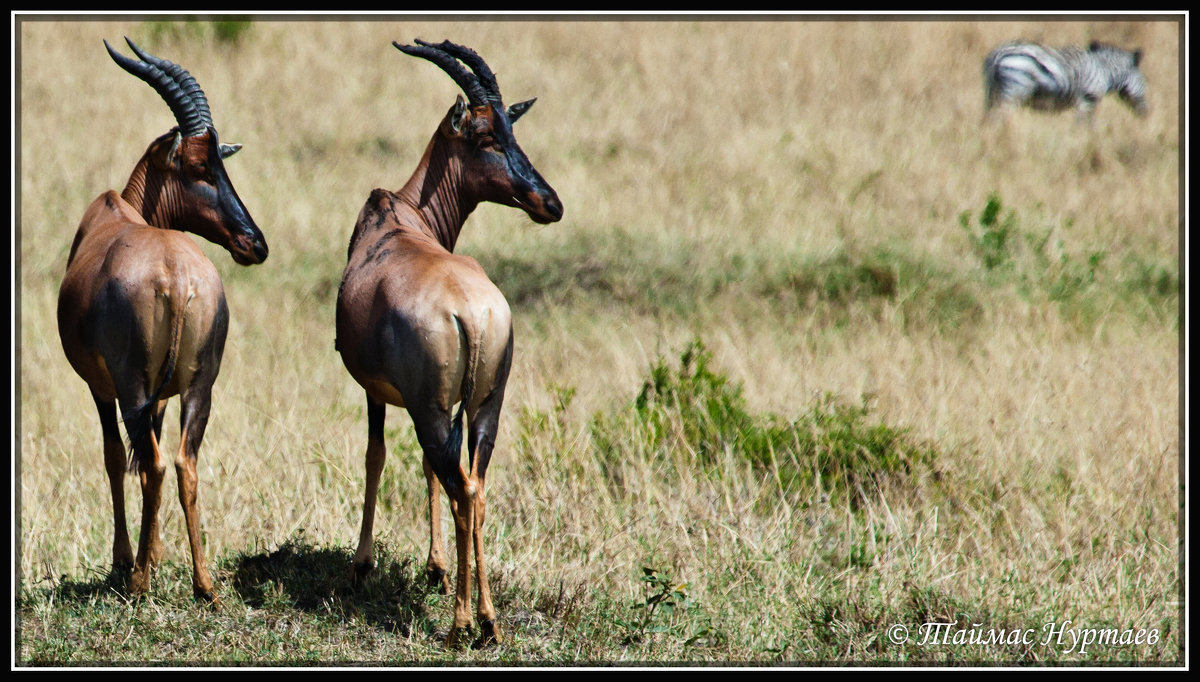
left=122, top=352, right=176, bottom=472
left=122, top=399, right=159, bottom=473
left=442, top=400, right=466, bottom=470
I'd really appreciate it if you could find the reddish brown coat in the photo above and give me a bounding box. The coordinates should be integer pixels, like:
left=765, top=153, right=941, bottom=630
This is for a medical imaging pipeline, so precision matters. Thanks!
left=337, top=40, right=562, bottom=648
left=57, top=40, right=266, bottom=602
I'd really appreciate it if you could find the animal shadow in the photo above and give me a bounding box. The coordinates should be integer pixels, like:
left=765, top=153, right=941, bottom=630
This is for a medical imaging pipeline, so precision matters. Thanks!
left=227, top=536, right=434, bottom=637
left=39, top=565, right=134, bottom=604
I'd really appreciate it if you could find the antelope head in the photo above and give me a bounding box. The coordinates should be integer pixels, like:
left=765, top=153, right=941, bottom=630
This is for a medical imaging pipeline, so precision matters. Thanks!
left=106, top=37, right=268, bottom=265
left=395, top=39, right=564, bottom=225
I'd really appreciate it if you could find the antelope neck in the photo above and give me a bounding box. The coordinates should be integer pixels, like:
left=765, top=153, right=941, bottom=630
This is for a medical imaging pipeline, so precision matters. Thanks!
left=121, top=153, right=183, bottom=230
left=393, top=137, right=479, bottom=253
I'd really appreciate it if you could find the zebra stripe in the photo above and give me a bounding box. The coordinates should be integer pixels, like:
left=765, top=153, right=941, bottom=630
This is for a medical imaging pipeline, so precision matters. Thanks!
left=982, top=40, right=1147, bottom=121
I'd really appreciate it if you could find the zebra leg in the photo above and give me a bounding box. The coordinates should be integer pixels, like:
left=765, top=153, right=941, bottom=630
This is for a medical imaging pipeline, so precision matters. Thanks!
left=1076, top=96, right=1099, bottom=126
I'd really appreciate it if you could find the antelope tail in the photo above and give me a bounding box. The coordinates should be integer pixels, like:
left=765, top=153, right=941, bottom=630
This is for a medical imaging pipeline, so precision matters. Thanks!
left=123, top=285, right=191, bottom=471
left=442, top=400, right=466, bottom=476
left=443, top=310, right=486, bottom=473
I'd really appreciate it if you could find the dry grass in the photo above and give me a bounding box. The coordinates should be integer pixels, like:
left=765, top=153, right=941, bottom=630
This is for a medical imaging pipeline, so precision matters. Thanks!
left=16, top=16, right=1182, bottom=664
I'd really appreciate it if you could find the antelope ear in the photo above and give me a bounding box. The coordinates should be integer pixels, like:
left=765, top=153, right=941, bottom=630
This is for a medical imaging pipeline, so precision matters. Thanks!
left=219, top=143, right=243, bottom=159
left=166, top=131, right=183, bottom=166
left=446, top=94, right=469, bottom=136
left=507, top=97, right=537, bottom=123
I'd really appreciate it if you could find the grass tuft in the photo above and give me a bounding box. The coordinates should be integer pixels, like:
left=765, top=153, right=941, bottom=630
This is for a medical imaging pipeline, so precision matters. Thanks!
left=591, top=338, right=938, bottom=507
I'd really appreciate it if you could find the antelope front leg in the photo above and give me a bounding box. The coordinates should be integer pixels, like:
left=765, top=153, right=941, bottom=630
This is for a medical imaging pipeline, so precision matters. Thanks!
left=352, top=397, right=386, bottom=581
left=423, top=456, right=450, bottom=593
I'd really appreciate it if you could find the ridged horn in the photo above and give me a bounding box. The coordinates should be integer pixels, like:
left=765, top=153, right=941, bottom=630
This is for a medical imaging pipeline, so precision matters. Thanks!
left=393, top=39, right=492, bottom=108
left=104, top=37, right=211, bottom=138
left=414, top=39, right=503, bottom=105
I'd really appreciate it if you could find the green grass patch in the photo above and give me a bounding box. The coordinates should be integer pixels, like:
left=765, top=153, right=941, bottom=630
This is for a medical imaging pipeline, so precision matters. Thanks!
left=17, top=533, right=451, bottom=664
left=142, top=18, right=253, bottom=45
left=589, top=339, right=938, bottom=508
left=482, top=230, right=982, bottom=334
left=959, top=192, right=1178, bottom=328
left=484, top=195, right=1175, bottom=336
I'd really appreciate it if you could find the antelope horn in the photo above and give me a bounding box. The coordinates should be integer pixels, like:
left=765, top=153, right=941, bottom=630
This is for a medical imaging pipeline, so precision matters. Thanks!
left=123, top=37, right=214, bottom=131
left=394, top=39, right=490, bottom=108
left=414, top=39, right=503, bottom=105
left=104, top=37, right=210, bottom=137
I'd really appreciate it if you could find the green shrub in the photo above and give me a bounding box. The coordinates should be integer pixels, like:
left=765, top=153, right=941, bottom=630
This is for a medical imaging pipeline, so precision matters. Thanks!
left=591, top=339, right=936, bottom=506
left=143, top=18, right=252, bottom=45
left=959, top=192, right=1016, bottom=271
left=958, top=192, right=1178, bottom=327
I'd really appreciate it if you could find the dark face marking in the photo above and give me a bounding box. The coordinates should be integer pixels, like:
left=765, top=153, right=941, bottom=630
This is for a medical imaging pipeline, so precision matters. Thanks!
left=461, top=104, right=562, bottom=224
left=170, top=129, right=268, bottom=266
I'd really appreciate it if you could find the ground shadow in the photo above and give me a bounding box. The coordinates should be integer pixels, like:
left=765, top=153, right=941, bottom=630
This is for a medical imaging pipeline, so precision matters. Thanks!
left=226, top=536, right=434, bottom=638
left=38, top=565, right=133, bottom=604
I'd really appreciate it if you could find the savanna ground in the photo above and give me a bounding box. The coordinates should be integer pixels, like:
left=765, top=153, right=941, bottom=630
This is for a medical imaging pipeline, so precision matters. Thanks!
left=14, top=16, right=1184, bottom=666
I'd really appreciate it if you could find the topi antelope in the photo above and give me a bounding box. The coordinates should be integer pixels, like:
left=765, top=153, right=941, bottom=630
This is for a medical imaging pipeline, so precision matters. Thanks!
left=336, top=39, right=563, bottom=647
left=57, top=38, right=268, bottom=602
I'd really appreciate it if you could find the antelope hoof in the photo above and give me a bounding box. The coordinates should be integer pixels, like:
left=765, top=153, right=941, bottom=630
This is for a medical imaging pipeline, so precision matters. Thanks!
left=194, top=586, right=219, bottom=605
left=113, top=550, right=135, bottom=571
left=446, top=624, right=473, bottom=650
left=108, top=563, right=134, bottom=594
left=427, top=566, right=450, bottom=594
left=473, top=619, right=502, bottom=648
left=352, top=560, right=375, bottom=585
left=110, top=559, right=134, bottom=581
left=129, top=569, right=152, bottom=596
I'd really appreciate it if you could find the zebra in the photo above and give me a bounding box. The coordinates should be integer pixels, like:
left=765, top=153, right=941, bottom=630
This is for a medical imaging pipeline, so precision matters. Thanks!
left=982, top=40, right=1148, bottom=123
